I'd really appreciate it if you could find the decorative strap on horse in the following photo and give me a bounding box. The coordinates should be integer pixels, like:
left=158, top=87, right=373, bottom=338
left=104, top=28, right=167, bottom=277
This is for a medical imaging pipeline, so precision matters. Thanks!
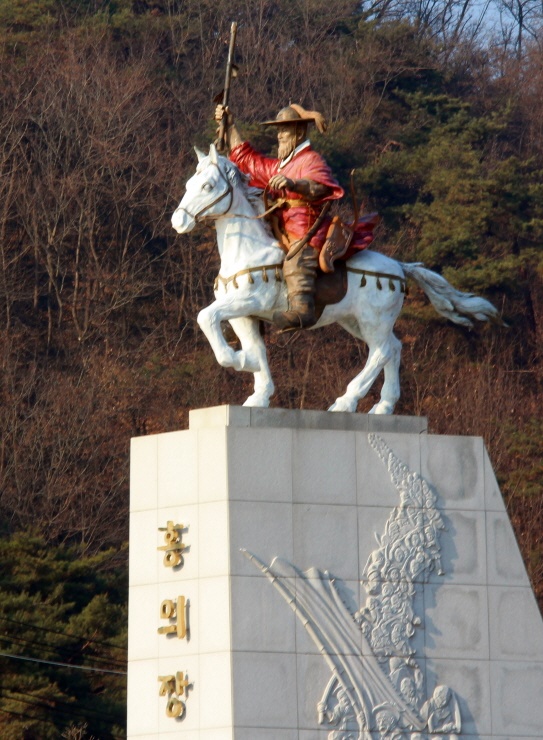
left=214, top=262, right=284, bottom=292
left=347, top=266, right=407, bottom=294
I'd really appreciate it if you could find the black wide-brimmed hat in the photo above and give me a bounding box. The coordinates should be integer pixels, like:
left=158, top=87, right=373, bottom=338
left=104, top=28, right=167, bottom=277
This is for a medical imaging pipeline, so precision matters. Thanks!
left=261, top=104, right=327, bottom=134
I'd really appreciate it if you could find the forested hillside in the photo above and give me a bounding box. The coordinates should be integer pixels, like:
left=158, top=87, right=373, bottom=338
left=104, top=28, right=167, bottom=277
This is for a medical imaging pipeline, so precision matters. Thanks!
left=0, top=0, right=542, bottom=736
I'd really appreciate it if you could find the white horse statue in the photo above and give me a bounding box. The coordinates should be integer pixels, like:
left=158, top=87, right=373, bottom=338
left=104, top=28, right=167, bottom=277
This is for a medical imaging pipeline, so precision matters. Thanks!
left=172, top=144, right=501, bottom=414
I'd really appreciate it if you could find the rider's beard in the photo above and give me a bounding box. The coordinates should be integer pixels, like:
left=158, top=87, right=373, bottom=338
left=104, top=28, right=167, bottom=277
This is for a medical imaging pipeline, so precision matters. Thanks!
left=278, top=138, right=296, bottom=161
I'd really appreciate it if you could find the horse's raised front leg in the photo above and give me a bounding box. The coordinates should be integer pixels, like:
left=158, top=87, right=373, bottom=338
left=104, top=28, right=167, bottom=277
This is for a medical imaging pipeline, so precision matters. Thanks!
left=197, top=299, right=262, bottom=373
left=228, top=316, right=274, bottom=407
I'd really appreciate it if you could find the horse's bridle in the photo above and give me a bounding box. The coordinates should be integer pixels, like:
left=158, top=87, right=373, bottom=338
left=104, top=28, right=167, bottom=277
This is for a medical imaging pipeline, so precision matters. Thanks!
left=177, top=161, right=234, bottom=224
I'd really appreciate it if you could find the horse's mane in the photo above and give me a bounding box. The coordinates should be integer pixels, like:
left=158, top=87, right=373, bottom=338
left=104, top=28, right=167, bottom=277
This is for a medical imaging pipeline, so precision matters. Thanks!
left=222, top=157, right=267, bottom=217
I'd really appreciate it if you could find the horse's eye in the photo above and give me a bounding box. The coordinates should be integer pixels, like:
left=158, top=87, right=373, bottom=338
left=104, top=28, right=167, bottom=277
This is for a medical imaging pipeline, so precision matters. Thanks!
left=202, top=182, right=213, bottom=192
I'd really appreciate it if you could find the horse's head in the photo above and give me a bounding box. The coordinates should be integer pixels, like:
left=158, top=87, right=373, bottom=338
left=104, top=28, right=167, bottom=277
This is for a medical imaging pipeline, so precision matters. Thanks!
left=171, top=144, right=242, bottom=233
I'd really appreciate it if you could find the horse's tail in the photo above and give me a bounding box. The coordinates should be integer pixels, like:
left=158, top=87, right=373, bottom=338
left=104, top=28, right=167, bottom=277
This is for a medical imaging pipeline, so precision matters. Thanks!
left=400, top=262, right=506, bottom=327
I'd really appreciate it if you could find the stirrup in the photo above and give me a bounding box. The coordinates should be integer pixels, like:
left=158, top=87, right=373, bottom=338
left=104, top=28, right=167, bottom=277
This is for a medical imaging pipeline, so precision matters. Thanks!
left=272, top=309, right=316, bottom=332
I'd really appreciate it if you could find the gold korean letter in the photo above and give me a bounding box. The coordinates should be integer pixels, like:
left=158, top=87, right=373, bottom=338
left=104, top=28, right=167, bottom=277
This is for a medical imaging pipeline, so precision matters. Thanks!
left=158, top=596, right=187, bottom=639
left=158, top=520, right=186, bottom=567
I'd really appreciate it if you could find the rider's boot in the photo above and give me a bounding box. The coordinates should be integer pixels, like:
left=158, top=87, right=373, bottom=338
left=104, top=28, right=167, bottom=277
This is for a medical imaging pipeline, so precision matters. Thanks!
left=273, top=292, right=316, bottom=331
left=273, top=244, right=318, bottom=332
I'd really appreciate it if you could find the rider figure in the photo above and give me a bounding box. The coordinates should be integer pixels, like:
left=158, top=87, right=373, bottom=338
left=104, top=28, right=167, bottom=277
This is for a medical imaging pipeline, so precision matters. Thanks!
left=215, top=103, right=344, bottom=331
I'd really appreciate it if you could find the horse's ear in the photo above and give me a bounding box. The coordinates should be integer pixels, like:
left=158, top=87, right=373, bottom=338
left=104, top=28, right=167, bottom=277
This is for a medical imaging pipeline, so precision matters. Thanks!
left=194, top=147, right=206, bottom=162
left=209, top=143, right=218, bottom=164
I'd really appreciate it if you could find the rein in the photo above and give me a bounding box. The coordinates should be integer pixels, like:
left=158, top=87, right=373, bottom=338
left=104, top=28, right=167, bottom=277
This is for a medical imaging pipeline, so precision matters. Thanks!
left=180, top=162, right=306, bottom=225
left=177, top=161, right=234, bottom=224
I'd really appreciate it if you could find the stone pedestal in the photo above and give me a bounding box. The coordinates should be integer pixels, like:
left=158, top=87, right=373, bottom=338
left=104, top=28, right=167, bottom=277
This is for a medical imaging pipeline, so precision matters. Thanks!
left=127, top=406, right=543, bottom=739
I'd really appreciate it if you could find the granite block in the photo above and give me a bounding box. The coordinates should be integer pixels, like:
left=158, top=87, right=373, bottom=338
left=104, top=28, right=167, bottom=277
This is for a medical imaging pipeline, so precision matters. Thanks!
left=128, top=584, right=160, bottom=661
left=126, top=658, right=160, bottom=736
left=484, top=446, right=506, bottom=513
left=189, top=404, right=428, bottom=434
left=197, top=427, right=228, bottom=502
left=198, top=651, right=233, bottom=729
left=231, top=651, right=298, bottom=728
left=197, top=576, right=231, bottom=654
left=430, top=508, right=487, bottom=586
left=421, top=434, right=485, bottom=510
left=198, top=501, right=230, bottom=578
left=228, top=500, right=294, bottom=577
left=487, top=511, right=530, bottom=587
left=129, top=508, right=159, bottom=587
left=490, top=661, right=543, bottom=736
left=292, top=428, right=357, bottom=505
left=189, top=404, right=251, bottom=429
left=423, top=583, right=489, bottom=660
left=292, top=502, right=359, bottom=580
left=488, top=585, right=543, bottom=661
left=230, top=575, right=296, bottom=653
left=232, top=730, right=297, bottom=739
left=226, top=426, right=293, bottom=503
left=157, top=429, right=198, bottom=507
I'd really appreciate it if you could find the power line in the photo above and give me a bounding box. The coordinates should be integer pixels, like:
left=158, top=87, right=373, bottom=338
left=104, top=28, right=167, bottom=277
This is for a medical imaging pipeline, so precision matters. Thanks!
left=0, top=633, right=127, bottom=669
left=0, top=651, right=127, bottom=675
left=0, top=615, right=127, bottom=653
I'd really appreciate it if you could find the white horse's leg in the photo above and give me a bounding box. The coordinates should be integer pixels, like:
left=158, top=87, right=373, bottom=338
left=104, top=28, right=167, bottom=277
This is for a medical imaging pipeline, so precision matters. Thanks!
left=228, top=316, right=275, bottom=407
left=328, top=340, right=393, bottom=413
left=197, top=300, right=262, bottom=373
left=328, top=314, right=401, bottom=414
left=368, top=333, right=401, bottom=414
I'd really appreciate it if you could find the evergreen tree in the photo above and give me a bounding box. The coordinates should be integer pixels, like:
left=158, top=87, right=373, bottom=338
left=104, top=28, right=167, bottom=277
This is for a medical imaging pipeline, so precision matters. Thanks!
left=0, top=532, right=127, bottom=739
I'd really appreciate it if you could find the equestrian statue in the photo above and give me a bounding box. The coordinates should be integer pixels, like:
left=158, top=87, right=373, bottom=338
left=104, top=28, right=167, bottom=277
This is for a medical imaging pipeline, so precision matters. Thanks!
left=171, top=100, right=502, bottom=414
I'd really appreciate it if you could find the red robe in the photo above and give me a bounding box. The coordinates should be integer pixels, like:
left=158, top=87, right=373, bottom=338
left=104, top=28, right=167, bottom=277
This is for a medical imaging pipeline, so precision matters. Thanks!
left=230, top=141, right=376, bottom=254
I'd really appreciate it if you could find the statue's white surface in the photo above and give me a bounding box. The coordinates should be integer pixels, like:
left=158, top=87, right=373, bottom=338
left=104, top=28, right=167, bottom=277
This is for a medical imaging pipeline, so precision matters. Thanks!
left=172, top=146, right=501, bottom=414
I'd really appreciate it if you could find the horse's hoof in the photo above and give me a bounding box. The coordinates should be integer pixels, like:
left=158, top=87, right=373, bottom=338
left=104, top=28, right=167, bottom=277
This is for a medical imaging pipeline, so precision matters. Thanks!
left=369, top=401, right=394, bottom=415
left=242, top=395, right=271, bottom=408
left=328, top=398, right=356, bottom=413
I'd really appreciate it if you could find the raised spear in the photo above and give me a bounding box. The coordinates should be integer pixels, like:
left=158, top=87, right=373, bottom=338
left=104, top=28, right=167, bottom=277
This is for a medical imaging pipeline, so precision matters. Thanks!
left=215, top=21, right=238, bottom=153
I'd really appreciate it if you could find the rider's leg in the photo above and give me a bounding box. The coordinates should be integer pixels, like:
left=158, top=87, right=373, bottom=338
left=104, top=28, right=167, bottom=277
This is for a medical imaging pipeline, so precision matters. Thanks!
left=272, top=245, right=318, bottom=330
